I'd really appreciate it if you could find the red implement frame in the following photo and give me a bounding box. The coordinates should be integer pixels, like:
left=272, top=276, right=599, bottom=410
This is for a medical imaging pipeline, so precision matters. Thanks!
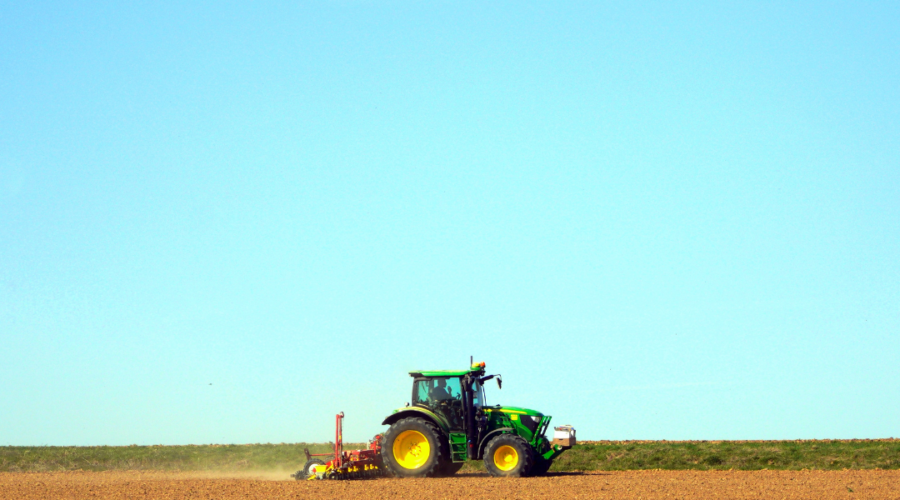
left=301, top=412, right=383, bottom=480
left=304, top=412, right=345, bottom=466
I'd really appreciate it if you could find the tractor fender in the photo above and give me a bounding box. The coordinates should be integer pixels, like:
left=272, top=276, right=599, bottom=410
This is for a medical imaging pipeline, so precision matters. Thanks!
left=382, top=407, right=450, bottom=434
left=477, top=427, right=515, bottom=458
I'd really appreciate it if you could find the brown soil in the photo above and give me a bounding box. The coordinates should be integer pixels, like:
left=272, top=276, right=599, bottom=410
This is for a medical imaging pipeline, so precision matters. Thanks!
left=1, top=469, right=897, bottom=499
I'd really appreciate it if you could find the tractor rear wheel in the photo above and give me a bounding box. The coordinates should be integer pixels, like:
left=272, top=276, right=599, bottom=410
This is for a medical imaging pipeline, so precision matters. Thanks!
left=437, top=460, right=465, bottom=476
left=381, top=417, right=445, bottom=478
left=483, top=434, right=534, bottom=477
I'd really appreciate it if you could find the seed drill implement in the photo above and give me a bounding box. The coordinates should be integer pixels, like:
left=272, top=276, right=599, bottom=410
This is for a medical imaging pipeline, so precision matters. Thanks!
left=292, top=412, right=386, bottom=480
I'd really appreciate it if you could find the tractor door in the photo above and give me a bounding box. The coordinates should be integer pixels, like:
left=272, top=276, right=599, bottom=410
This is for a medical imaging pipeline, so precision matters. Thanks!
left=413, top=377, right=464, bottom=430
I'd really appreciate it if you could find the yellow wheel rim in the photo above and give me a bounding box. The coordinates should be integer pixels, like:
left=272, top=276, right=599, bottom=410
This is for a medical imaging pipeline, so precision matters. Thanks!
left=393, top=430, right=431, bottom=469
left=493, top=445, right=519, bottom=471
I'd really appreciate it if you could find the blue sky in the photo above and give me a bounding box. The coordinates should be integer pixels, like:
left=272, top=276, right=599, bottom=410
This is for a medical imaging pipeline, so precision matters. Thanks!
left=1, top=2, right=898, bottom=446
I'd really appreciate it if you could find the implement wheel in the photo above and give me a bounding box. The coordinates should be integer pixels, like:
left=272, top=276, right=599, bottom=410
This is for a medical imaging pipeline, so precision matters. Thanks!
left=294, top=458, right=325, bottom=480
left=484, top=434, right=534, bottom=477
left=381, top=417, right=444, bottom=478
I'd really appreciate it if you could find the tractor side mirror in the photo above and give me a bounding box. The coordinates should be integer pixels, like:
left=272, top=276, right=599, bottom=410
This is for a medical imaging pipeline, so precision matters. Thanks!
left=479, top=373, right=502, bottom=389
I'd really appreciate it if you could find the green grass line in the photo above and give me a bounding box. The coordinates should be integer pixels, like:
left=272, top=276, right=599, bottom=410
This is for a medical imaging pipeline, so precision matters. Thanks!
left=551, top=439, right=900, bottom=472
left=0, top=443, right=347, bottom=473
left=2, top=440, right=898, bottom=473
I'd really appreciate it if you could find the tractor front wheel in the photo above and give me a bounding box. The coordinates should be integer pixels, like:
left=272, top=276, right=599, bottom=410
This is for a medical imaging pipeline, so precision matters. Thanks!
left=530, top=456, right=553, bottom=476
left=381, top=417, right=445, bottom=478
left=484, top=434, right=534, bottom=477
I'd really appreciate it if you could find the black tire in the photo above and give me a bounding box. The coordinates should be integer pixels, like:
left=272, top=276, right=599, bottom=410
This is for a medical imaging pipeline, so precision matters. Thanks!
left=433, top=435, right=464, bottom=477
left=294, top=458, right=325, bottom=480
left=530, top=456, right=553, bottom=476
left=437, top=460, right=465, bottom=477
left=381, top=417, right=445, bottom=478
left=483, top=434, right=534, bottom=478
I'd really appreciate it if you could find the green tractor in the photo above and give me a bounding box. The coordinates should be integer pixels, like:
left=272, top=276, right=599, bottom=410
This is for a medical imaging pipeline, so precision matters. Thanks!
left=380, top=360, right=575, bottom=478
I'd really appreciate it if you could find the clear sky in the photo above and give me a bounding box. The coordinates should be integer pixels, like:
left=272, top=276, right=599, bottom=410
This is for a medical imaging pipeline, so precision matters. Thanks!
left=1, top=2, right=898, bottom=446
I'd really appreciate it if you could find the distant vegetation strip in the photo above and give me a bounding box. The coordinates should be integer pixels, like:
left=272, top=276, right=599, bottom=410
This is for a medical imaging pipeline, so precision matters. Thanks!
left=552, top=439, right=900, bottom=472
left=2, top=440, right=897, bottom=473
left=0, top=443, right=343, bottom=473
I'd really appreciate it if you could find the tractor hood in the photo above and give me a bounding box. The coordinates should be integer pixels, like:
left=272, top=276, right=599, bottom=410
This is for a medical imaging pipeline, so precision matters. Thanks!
left=484, top=405, right=544, bottom=418
left=483, top=405, right=549, bottom=440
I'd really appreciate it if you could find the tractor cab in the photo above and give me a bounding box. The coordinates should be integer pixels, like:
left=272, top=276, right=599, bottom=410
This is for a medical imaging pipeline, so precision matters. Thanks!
left=411, top=374, right=488, bottom=430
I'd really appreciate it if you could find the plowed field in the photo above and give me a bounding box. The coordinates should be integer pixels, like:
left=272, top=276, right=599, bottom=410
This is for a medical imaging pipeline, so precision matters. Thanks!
left=2, top=470, right=897, bottom=499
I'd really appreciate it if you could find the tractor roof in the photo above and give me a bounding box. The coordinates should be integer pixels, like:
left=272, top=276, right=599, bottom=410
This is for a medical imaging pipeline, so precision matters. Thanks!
left=409, top=369, right=476, bottom=377
left=409, top=362, right=487, bottom=378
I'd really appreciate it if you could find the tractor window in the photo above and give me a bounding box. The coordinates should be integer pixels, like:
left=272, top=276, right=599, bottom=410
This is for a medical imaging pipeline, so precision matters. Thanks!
left=414, top=381, right=430, bottom=406
left=472, top=380, right=486, bottom=408
left=443, top=377, right=462, bottom=400
left=413, top=377, right=462, bottom=407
